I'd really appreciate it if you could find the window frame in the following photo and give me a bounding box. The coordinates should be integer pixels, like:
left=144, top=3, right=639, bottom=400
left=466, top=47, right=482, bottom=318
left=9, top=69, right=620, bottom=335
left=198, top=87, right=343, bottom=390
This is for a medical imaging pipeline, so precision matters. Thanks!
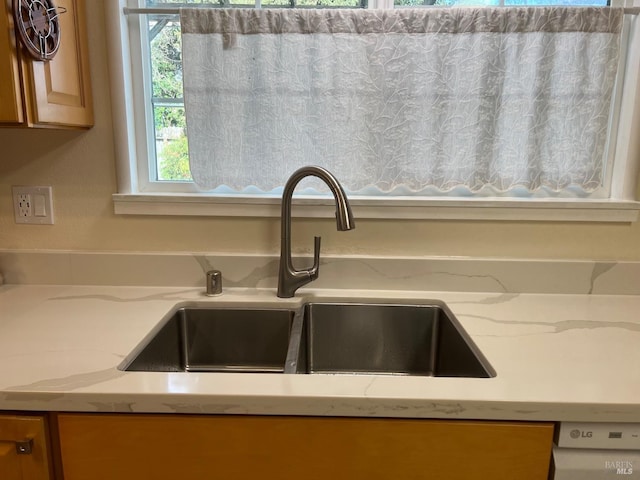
left=106, top=0, right=640, bottom=222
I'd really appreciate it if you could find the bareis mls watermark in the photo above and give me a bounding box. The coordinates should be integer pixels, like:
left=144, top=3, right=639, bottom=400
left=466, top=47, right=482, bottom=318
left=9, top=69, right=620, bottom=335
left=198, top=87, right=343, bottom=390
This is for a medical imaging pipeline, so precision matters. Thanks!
left=605, top=460, right=634, bottom=475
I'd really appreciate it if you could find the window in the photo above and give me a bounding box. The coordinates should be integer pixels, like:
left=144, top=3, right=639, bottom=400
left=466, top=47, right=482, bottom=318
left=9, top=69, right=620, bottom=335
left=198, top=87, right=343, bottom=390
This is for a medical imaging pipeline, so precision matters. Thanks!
left=108, top=0, right=640, bottom=221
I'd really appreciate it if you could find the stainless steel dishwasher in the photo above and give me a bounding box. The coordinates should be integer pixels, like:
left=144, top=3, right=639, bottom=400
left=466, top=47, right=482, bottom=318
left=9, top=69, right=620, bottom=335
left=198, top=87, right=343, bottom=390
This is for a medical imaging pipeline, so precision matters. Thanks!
left=553, top=422, right=640, bottom=478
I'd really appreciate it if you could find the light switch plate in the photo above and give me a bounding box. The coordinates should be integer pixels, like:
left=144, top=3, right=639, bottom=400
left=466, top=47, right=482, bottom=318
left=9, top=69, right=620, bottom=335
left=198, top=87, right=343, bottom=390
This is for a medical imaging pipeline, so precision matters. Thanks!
left=12, top=186, right=54, bottom=225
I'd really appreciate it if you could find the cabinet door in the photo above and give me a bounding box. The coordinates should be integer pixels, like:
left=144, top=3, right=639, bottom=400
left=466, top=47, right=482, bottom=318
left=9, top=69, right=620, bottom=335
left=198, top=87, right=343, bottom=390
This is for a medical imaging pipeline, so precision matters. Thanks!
left=0, top=0, right=23, bottom=123
left=0, top=415, right=52, bottom=480
left=0, top=444, right=23, bottom=480
left=25, top=0, right=93, bottom=127
left=58, top=413, right=554, bottom=480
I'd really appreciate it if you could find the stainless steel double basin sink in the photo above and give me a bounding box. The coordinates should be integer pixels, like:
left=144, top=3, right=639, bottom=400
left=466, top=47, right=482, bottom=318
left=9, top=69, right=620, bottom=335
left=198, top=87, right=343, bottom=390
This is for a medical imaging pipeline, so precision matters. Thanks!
left=120, top=301, right=495, bottom=378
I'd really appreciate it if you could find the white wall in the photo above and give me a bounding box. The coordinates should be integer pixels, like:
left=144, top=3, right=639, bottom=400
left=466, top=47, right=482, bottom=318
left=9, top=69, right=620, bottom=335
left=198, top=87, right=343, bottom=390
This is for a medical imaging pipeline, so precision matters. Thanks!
left=1, top=1, right=640, bottom=260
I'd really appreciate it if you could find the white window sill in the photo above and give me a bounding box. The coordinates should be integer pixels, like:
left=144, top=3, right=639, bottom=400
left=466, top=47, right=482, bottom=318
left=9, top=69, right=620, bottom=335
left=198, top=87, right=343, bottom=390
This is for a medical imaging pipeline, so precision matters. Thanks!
left=112, top=193, right=640, bottom=222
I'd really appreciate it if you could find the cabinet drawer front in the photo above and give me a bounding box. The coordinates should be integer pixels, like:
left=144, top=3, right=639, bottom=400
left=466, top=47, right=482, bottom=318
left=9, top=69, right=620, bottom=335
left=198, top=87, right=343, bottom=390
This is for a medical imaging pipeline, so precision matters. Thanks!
left=58, top=413, right=554, bottom=480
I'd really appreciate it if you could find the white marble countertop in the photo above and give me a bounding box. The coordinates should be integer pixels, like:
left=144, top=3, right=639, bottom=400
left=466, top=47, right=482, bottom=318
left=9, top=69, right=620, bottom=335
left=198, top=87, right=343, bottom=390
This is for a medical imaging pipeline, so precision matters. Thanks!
left=1, top=284, right=639, bottom=422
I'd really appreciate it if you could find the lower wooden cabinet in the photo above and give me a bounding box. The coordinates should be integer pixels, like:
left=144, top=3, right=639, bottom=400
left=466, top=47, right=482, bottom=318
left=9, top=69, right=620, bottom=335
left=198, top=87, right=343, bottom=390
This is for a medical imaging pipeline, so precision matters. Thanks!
left=56, top=413, right=554, bottom=480
left=0, top=414, right=53, bottom=480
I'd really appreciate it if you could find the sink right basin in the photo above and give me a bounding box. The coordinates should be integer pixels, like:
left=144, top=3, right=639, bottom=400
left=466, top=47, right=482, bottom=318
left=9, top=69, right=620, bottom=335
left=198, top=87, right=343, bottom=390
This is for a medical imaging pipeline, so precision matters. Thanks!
left=292, top=302, right=495, bottom=378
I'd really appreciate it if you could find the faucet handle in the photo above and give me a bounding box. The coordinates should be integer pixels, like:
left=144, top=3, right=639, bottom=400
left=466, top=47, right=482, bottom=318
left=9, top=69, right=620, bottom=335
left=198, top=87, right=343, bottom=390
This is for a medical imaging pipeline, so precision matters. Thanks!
left=310, top=236, right=321, bottom=280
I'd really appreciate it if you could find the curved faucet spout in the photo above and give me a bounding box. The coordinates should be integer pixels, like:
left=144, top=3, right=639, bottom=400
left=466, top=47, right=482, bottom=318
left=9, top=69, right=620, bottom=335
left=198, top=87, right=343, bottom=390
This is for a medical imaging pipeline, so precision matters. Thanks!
left=277, top=166, right=355, bottom=298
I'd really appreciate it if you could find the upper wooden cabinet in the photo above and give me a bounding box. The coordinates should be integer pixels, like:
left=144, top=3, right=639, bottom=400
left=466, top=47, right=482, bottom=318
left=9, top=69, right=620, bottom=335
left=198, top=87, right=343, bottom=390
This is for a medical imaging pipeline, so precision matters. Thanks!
left=0, top=414, right=53, bottom=480
left=0, top=0, right=93, bottom=128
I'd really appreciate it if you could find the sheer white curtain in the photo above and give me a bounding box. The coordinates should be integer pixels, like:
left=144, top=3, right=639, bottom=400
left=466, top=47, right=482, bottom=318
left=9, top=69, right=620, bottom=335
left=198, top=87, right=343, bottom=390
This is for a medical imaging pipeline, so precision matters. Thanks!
left=181, top=7, right=623, bottom=195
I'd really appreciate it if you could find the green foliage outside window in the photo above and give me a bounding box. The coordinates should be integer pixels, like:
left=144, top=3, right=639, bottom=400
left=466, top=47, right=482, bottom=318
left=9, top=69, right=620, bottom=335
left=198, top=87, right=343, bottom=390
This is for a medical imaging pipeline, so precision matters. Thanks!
left=150, top=18, right=190, bottom=181
left=159, top=136, right=192, bottom=181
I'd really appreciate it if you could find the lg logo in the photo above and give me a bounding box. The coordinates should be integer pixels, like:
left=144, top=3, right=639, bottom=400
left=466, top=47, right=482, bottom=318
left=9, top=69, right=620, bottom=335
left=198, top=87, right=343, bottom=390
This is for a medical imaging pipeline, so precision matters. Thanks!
left=570, top=429, right=593, bottom=439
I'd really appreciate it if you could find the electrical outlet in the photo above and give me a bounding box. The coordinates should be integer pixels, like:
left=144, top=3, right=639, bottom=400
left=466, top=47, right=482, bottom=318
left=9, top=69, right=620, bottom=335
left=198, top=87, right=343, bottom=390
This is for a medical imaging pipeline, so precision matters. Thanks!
left=12, top=186, right=54, bottom=225
left=17, top=193, right=32, bottom=217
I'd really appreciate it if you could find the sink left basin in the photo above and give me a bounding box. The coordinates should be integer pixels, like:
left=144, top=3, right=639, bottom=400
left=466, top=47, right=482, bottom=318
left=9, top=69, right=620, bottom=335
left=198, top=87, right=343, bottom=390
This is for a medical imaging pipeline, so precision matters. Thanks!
left=120, top=307, right=296, bottom=373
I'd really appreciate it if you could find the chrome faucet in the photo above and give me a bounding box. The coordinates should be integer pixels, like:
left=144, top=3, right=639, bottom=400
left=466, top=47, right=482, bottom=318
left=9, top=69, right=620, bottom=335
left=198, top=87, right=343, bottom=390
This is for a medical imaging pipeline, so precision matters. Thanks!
left=277, top=166, right=355, bottom=298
